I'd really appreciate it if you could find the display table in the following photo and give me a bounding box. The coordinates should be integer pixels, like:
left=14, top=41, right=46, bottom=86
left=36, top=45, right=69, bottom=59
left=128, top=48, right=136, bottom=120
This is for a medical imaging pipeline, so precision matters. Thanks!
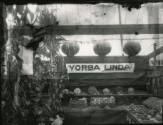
left=62, top=106, right=162, bottom=125
left=126, top=111, right=162, bottom=124
left=123, top=104, right=162, bottom=124
left=63, top=106, right=128, bottom=125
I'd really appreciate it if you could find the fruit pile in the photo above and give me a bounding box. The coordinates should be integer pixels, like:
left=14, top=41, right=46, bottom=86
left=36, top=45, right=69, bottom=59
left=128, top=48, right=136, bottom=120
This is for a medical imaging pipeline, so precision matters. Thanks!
left=125, top=104, right=149, bottom=114
left=143, top=97, right=163, bottom=111
left=125, top=104, right=162, bottom=123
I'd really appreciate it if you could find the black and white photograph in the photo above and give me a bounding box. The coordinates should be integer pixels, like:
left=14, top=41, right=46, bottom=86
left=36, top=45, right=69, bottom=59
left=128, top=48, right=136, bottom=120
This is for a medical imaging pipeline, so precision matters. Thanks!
left=1, top=0, right=163, bottom=125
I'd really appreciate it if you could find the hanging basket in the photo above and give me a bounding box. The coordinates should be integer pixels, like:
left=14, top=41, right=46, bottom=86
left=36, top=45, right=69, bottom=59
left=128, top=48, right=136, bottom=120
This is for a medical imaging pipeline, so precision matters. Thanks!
left=123, top=41, right=141, bottom=57
left=61, top=42, right=80, bottom=57
left=93, top=41, right=111, bottom=56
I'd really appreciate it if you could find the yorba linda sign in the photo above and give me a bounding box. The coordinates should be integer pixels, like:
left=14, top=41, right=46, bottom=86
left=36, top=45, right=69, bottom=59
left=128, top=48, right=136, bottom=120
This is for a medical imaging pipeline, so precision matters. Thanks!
left=66, top=63, right=135, bottom=73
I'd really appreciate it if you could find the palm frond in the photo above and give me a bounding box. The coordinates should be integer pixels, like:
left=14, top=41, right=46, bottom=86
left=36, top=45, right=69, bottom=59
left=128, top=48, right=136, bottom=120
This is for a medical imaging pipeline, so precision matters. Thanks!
left=38, top=9, right=58, bottom=27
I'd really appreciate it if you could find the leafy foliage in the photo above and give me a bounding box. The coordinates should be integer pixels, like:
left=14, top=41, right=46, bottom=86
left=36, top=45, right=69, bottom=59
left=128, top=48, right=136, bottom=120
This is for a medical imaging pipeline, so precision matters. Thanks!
left=38, top=9, right=58, bottom=27
left=3, top=5, right=67, bottom=125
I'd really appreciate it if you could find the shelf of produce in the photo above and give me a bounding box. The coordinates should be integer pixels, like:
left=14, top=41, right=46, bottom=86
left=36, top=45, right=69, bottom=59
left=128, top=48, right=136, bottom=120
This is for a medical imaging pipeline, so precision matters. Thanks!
left=126, top=111, right=140, bottom=123
left=73, top=93, right=152, bottom=98
left=127, top=111, right=162, bottom=124
left=63, top=106, right=129, bottom=124
left=123, top=104, right=163, bottom=124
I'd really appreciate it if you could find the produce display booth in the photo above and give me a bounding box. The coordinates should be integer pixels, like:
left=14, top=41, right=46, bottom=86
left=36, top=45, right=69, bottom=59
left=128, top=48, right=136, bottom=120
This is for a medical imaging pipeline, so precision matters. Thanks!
left=61, top=56, right=162, bottom=124
left=1, top=2, right=163, bottom=125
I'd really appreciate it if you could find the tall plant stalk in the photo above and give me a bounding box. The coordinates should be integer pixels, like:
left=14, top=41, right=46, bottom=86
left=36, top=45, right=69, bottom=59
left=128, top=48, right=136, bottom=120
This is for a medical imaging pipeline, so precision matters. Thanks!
left=3, top=5, right=37, bottom=125
left=36, top=9, right=66, bottom=113
left=4, top=5, right=67, bottom=125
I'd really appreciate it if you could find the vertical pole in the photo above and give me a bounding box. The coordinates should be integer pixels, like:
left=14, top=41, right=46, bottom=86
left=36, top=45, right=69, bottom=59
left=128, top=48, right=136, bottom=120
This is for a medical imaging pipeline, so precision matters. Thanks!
left=0, top=3, right=6, bottom=87
left=118, top=5, right=124, bottom=56
left=152, top=43, right=157, bottom=96
left=147, top=5, right=159, bottom=66
left=154, top=43, right=157, bottom=66
left=147, top=3, right=160, bottom=97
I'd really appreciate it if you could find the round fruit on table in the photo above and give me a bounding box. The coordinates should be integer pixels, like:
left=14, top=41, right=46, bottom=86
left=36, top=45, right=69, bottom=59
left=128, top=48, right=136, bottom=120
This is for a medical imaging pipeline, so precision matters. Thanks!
left=103, top=88, right=112, bottom=95
left=74, top=88, right=81, bottom=95
left=128, top=87, right=135, bottom=94
left=155, top=113, right=162, bottom=121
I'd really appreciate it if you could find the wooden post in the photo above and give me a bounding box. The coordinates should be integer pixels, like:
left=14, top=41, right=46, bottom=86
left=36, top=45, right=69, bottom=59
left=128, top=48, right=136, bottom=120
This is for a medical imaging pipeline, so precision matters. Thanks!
left=0, top=3, right=7, bottom=92
left=154, top=43, right=157, bottom=66
left=118, top=5, right=124, bottom=56
left=0, top=3, right=3, bottom=83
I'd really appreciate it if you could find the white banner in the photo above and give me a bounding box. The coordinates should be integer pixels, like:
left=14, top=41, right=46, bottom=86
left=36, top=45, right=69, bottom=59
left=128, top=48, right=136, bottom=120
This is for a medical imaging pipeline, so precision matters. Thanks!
left=66, top=63, right=135, bottom=73
left=18, top=46, right=33, bottom=75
